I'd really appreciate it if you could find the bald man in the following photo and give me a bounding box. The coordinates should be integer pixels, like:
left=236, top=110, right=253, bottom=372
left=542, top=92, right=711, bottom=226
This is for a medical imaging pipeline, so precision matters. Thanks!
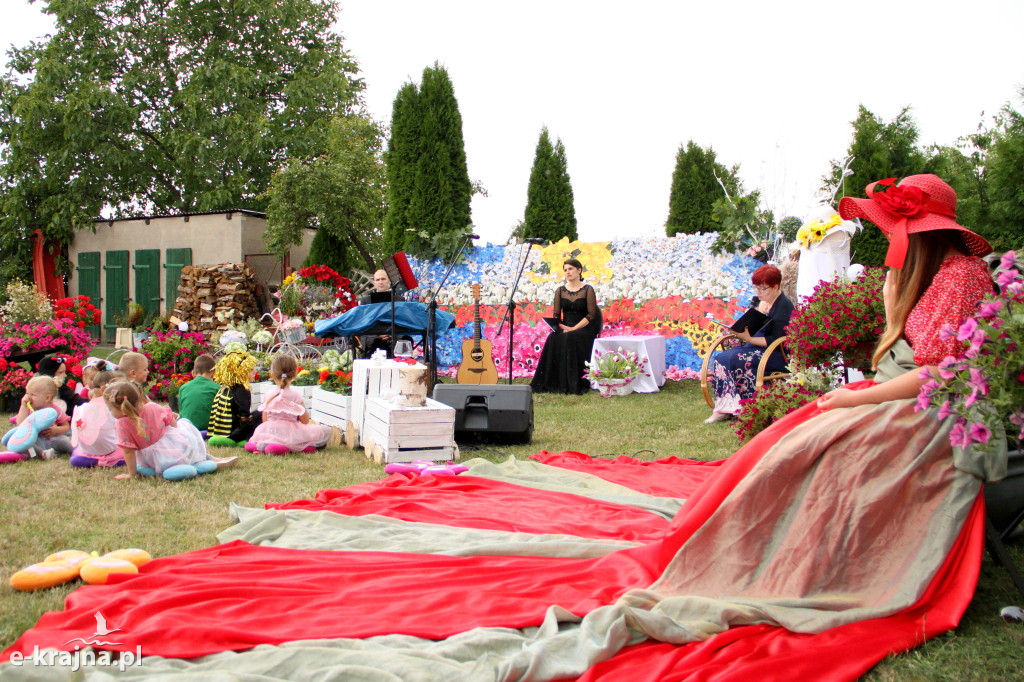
left=356, top=269, right=399, bottom=357
left=358, top=269, right=392, bottom=304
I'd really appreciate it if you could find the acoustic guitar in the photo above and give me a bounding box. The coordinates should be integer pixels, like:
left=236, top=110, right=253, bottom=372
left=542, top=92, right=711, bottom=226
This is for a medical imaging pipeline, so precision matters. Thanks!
left=456, top=283, right=499, bottom=385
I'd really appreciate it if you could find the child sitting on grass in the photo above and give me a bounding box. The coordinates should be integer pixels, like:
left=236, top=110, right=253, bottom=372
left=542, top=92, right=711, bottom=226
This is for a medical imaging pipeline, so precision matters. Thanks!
left=207, top=349, right=260, bottom=448
left=116, top=352, right=151, bottom=402
left=177, top=354, right=218, bottom=431
left=246, top=355, right=340, bottom=455
left=105, top=380, right=235, bottom=480
left=1, top=376, right=72, bottom=461
left=69, top=370, right=125, bottom=468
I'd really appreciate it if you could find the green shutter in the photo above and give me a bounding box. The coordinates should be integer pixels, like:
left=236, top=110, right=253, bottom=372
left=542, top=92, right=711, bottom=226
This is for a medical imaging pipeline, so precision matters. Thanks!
left=163, top=248, right=192, bottom=316
left=75, top=252, right=102, bottom=339
left=103, top=250, right=130, bottom=341
left=133, top=249, right=161, bottom=319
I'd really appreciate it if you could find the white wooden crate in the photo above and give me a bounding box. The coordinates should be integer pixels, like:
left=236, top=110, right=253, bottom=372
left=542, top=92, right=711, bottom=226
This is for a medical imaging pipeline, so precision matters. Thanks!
left=251, top=382, right=314, bottom=410
left=310, top=387, right=351, bottom=428
left=350, top=359, right=426, bottom=446
left=362, top=396, right=456, bottom=464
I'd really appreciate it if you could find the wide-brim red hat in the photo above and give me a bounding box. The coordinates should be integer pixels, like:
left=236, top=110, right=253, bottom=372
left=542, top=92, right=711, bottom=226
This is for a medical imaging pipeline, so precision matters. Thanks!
left=838, top=174, right=991, bottom=268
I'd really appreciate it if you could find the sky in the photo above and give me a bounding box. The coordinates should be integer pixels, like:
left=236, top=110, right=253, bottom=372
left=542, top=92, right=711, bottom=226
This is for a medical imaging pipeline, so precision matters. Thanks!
left=2, top=0, right=1023, bottom=245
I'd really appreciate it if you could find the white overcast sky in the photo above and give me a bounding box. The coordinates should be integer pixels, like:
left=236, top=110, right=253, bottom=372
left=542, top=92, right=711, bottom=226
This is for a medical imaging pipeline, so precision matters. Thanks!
left=3, top=0, right=1023, bottom=244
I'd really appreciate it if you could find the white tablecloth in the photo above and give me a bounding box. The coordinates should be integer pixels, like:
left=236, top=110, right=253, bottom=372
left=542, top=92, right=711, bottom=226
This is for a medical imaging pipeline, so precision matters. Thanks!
left=590, top=335, right=667, bottom=393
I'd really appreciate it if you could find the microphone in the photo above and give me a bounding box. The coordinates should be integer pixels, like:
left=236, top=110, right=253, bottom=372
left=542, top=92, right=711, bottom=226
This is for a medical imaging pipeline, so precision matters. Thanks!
left=462, top=233, right=480, bottom=239
left=524, top=237, right=547, bottom=244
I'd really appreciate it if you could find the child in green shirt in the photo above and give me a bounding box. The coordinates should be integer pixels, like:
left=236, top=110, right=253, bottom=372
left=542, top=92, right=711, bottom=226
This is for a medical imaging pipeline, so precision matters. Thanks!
left=177, top=355, right=218, bottom=431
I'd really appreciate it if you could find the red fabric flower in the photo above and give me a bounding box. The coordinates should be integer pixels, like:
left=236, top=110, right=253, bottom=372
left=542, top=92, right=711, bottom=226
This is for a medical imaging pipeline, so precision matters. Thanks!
left=873, top=184, right=927, bottom=217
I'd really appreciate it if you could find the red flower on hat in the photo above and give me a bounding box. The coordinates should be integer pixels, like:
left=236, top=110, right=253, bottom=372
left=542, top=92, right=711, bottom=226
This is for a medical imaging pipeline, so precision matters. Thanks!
left=873, top=184, right=927, bottom=218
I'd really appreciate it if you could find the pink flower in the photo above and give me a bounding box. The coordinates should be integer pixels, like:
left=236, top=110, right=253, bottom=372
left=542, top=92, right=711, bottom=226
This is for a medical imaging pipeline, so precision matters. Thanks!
left=967, top=422, right=991, bottom=445
left=975, top=300, right=1003, bottom=319
left=999, top=250, right=1018, bottom=270
left=963, top=386, right=980, bottom=408
left=937, top=356, right=959, bottom=380
left=967, top=367, right=989, bottom=396
left=955, top=318, right=978, bottom=342
left=997, top=270, right=1019, bottom=288
left=915, top=380, right=938, bottom=412
left=949, top=422, right=970, bottom=448
left=937, top=400, right=953, bottom=420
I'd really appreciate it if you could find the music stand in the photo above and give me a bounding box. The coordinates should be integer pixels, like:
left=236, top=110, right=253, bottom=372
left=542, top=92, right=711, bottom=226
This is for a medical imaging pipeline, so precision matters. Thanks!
left=423, top=235, right=477, bottom=388
left=382, top=252, right=419, bottom=357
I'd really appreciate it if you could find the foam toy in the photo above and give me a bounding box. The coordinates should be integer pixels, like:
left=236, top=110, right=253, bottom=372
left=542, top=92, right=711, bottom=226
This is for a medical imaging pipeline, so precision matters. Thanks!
left=136, top=466, right=157, bottom=477
left=86, top=356, right=118, bottom=371
left=384, top=460, right=469, bottom=476
left=162, top=464, right=198, bottom=481
left=80, top=556, right=139, bottom=584
left=9, top=559, right=84, bottom=591
left=102, top=548, right=152, bottom=568
left=1, top=407, right=57, bottom=454
left=0, top=451, right=26, bottom=464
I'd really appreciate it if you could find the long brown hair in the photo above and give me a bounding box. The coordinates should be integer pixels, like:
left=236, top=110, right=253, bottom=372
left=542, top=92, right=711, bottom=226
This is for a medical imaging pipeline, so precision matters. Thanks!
left=872, top=230, right=968, bottom=369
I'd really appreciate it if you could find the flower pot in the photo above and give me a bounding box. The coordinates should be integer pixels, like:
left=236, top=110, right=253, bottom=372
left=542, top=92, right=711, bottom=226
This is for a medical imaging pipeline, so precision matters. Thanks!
left=596, top=378, right=635, bottom=398
left=2, top=395, right=21, bottom=414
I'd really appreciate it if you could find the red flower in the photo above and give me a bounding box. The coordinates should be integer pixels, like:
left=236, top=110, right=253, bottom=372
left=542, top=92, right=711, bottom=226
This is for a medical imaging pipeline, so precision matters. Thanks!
left=873, top=184, right=927, bottom=218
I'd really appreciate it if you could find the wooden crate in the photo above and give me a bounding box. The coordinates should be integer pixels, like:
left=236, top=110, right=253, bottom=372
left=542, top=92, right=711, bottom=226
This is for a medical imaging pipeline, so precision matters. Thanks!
left=350, top=359, right=427, bottom=446
left=310, top=387, right=351, bottom=428
left=362, top=396, right=456, bottom=464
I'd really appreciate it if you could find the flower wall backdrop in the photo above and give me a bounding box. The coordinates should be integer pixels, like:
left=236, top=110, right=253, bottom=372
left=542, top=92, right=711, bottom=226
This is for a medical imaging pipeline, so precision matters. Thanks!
left=405, top=233, right=760, bottom=377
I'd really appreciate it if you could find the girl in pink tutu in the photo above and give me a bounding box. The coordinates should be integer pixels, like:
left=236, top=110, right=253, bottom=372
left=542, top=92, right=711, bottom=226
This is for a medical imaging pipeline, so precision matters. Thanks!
left=69, top=370, right=125, bottom=468
left=246, top=355, right=339, bottom=455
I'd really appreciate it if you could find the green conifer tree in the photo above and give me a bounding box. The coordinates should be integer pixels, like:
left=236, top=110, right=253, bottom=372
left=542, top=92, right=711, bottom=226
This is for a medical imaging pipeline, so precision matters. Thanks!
left=665, top=141, right=739, bottom=237
left=382, top=82, right=420, bottom=254
left=523, top=127, right=578, bottom=242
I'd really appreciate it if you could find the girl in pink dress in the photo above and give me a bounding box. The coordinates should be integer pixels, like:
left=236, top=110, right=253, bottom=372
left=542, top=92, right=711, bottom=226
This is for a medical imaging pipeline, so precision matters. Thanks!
left=69, top=370, right=125, bottom=468
left=105, top=381, right=234, bottom=480
left=246, top=355, right=335, bottom=455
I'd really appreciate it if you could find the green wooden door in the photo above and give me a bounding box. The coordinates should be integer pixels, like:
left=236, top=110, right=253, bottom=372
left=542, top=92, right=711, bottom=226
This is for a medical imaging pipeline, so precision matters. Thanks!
left=133, top=249, right=161, bottom=320
left=75, top=252, right=102, bottom=339
left=163, top=248, right=192, bottom=316
left=103, top=250, right=130, bottom=341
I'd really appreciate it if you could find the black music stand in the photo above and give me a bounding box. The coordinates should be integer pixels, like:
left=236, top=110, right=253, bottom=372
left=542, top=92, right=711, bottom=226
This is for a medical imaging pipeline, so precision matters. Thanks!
left=495, top=242, right=534, bottom=384
left=424, top=235, right=477, bottom=389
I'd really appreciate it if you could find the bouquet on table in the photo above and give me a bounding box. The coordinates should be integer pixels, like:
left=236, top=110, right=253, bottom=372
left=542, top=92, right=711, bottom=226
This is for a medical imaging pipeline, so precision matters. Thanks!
left=584, top=347, right=649, bottom=397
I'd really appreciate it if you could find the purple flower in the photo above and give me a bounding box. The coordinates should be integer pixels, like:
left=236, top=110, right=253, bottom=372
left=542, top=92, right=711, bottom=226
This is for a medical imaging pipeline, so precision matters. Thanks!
left=956, top=318, right=978, bottom=342
left=937, top=400, right=953, bottom=420
left=937, top=356, right=959, bottom=380
left=999, top=250, right=1018, bottom=270
left=1011, top=412, right=1024, bottom=440
left=937, top=323, right=957, bottom=341
left=997, top=270, right=1020, bottom=288
left=967, top=422, right=991, bottom=445
left=963, top=386, right=980, bottom=408
left=967, top=367, right=990, bottom=396
left=915, top=382, right=937, bottom=412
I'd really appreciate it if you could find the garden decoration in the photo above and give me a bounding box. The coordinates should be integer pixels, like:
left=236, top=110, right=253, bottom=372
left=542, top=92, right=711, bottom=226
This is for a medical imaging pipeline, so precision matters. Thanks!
left=921, top=250, right=1024, bottom=463
left=10, top=548, right=152, bottom=591
left=277, top=265, right=357, bottom=320
left=795, top=205, right=859, bottom=300
left=584, top=347, right=649, bottom=397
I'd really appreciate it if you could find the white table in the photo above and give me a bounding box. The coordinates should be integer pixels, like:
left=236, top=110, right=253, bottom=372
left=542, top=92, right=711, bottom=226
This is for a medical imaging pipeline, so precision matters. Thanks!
left=590, top=335, right=666, bottom=393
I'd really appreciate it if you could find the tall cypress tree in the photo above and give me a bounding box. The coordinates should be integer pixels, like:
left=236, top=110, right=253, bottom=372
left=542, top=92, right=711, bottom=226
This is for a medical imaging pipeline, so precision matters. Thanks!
left=384, top=63, right=472, bottom=260
left=665, top=141, right=739, bottom=237
left=523, top=127, right=577, bottom=242
left=382, top=82, right=420, bottom=255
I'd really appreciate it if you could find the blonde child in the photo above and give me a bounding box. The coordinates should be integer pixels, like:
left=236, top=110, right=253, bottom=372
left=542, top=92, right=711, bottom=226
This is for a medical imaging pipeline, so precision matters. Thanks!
left=105, top=381, right=235, bottom=480
left=245, top=355, right=339, bottom=455
left=2, top=376, right=72, bottom=461
left=116, top=352, right=151, bottom=402
left=77, top=364, right=99, bottom=401
left=69, top=370, right=125, bottom=468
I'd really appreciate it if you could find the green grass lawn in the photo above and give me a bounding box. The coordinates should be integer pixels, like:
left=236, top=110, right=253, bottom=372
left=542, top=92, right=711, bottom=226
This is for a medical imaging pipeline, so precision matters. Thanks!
left=1, top=378, right=1022, bottom=679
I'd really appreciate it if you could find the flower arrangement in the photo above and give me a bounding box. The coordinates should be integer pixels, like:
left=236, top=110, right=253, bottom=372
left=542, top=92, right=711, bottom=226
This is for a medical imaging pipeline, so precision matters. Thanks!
left=318, top=368, right=353, bottom=394
left=664, top=365, right=701, bottom=381
left=0, top=280, right=53, bottom=324
left=786, top=267, right=886, bottom=373
left=584, top=347, right=648, bottom=389
left=291, top=367, right=318, bottom=386
left=138, top=330, right=213, bottom=402
left=0, top=362, right=33, bottom=401
left=320, top=348, right=354, bottom=373
left=277, top=265, right=357, bottom=319
left=920, top=250, right=1023, bottom=455
left=53, top=295, right=101, bottom=330
left=796, top=213, right=845, bottom=249
left=114, top=302, right=150, bottom=332
left=0, top=318, right=95, bottom=361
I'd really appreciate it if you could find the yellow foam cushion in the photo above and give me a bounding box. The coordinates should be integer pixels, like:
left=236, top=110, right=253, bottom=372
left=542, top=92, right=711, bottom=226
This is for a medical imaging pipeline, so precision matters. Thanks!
left=10, top=560, right=82, bottom=591
left=44, top=550, right=92, bottom=569
left=80, top=557, right=139, bottom=585
left=102, top=548, right=152, bottom=568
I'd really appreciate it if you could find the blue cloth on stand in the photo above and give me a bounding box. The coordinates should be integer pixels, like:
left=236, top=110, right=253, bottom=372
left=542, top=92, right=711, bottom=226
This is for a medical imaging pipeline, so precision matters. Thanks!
left=313, top=302, right=456, bottom=337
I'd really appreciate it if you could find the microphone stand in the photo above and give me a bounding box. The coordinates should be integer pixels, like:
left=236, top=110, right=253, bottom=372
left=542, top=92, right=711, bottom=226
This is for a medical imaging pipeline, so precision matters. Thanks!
left=496, top=242, right=534, bottom=385
left=426, top=234, right=476, bottom=390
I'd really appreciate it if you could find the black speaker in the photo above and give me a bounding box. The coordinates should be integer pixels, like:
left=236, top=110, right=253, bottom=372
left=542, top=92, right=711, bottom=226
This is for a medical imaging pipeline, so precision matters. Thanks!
left=432, top=384, right=534, bottom=444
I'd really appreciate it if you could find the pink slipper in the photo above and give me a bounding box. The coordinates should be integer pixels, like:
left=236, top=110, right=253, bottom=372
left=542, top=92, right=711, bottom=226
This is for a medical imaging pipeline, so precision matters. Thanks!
left=0, top=451, right=27, bottom=464
left=244, top=442, right=258, bottom=453
left=264, top=443, right=290, bottom=456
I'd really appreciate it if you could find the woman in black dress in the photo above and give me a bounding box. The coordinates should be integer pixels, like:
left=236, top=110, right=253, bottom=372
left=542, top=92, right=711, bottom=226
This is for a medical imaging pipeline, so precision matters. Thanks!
left=531, top=259, right=602, bottom=394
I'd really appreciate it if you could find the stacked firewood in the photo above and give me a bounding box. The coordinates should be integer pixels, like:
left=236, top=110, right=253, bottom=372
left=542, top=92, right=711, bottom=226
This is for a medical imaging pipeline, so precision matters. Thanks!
left=170, top=264, right=263, bottom=334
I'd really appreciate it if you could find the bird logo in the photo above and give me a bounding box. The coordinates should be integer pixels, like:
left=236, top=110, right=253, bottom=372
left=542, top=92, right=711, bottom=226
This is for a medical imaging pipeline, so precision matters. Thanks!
left=63, top=612, right=124, bottom=647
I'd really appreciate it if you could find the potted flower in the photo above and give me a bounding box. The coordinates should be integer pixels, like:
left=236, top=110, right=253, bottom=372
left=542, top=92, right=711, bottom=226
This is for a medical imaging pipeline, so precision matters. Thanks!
left=584, top=347, right=648, bottom=397
left=0, top=359, right=33, bottom=413
left=786, top=267, right=886, bottom=373
left=920, top=250, right=1023, bottom=461
left=277, top=318, right=306, bottom=344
